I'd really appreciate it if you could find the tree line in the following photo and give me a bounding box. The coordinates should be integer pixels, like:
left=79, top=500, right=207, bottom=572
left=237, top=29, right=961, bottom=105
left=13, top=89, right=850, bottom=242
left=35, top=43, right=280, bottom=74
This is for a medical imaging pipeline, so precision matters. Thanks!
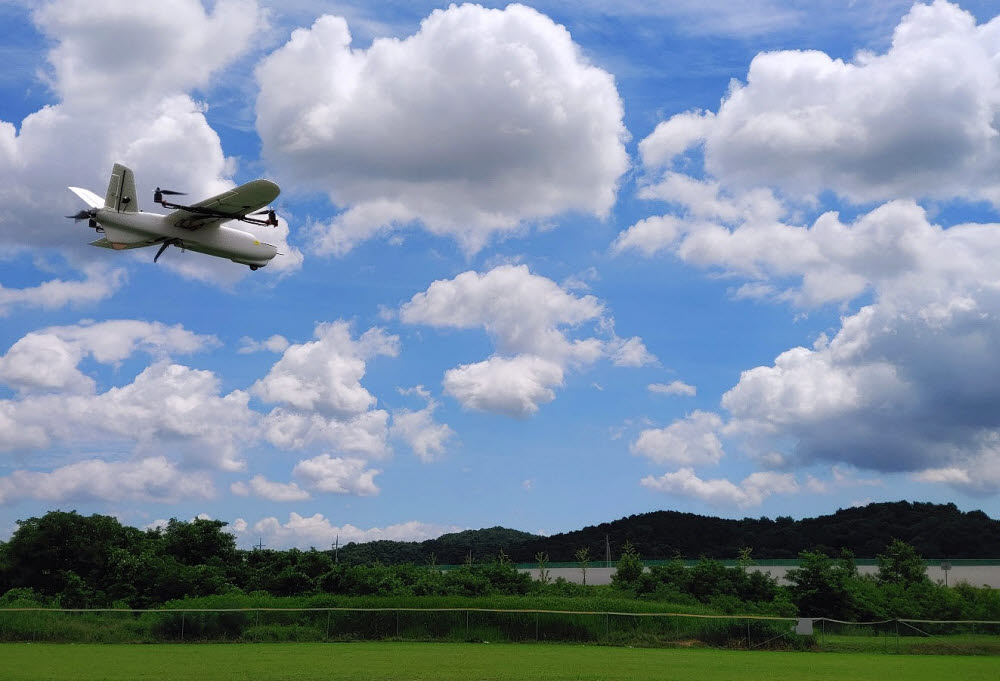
left=1, top=509, right=999, bottom=622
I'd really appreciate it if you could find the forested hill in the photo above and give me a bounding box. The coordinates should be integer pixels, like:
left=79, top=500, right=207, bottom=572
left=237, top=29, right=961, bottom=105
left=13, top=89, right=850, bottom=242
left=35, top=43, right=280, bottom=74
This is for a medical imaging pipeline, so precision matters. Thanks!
left=339, top=527, right=537, bottom=565
left=340, top=502, right=1000, bottom=564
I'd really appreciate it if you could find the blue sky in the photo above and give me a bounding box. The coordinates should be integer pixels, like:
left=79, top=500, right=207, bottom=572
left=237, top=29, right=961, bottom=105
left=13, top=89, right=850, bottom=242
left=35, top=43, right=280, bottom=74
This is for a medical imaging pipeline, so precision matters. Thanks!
left=2, top=0, right=1000, bottom=549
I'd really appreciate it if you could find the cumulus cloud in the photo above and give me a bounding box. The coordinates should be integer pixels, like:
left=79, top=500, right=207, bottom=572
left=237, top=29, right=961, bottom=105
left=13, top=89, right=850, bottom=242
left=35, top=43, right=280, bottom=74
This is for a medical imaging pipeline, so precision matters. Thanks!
left=0, top=0, right=301, bottom=286
left=629, top=197, right=1000, bottom=491
left=0, top=456, right=213, bottom=505
left=401, top=265, right=653, bottom=417
left=253, top=321, right=397, bottom=418
left=253, top=321, right=397, bottom=457
left=639, top=2, right=1000, bottom=205
left=0, top=360, right=256, bottom=470
left=649, top=380, right=697, bottom=397
left=0, top=318, right=216, bottom=394
left=238, top=334, right=290, bottom=354
left=231, top=475, right=310, bottom=502
left=245, top=512, right=461, bottom=550
left=292, top=454, right=381, bottom=496
left=443, top=355, right=564, bottom=419
left=640, top=467, right=798, bottom=508
left=631, top=411, right=725, bottom=466
left=391, top=387, right=455, bottom=461
left=0, top=265, right=127, bottom=316
left=256, top=3, right=627, bottom=254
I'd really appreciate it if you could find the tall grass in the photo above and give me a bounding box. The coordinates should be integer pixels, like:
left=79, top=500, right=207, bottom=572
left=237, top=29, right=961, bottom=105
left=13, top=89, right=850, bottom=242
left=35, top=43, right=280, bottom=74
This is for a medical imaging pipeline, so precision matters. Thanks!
left=0, top=592, right=801, bottom=648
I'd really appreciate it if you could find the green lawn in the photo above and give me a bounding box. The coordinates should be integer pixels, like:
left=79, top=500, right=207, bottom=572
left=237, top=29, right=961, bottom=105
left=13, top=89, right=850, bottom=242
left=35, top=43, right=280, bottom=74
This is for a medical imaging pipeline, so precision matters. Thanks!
left=0, top=642, right=998, bottom=681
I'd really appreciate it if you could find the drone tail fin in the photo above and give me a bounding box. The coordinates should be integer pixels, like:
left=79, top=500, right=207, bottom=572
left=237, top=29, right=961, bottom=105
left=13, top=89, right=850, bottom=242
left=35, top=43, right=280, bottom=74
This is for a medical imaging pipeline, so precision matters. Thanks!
left=103, top=163, right=139, bottom=214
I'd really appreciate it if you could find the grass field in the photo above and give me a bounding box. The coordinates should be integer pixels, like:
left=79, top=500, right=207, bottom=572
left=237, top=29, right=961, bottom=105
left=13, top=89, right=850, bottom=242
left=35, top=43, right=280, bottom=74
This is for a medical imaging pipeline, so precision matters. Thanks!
left=1, top=642, right=998, bottom=681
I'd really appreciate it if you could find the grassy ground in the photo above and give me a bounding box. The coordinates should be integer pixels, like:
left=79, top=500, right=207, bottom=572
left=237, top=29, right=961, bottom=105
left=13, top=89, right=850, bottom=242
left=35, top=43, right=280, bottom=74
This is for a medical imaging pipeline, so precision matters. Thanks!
left=1, top=642, right=998, bottom=681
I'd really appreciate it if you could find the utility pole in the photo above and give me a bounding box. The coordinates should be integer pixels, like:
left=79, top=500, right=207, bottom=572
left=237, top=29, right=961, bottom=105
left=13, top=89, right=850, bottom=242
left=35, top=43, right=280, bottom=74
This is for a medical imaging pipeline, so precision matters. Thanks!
left=334, top=535, right=340, bottom=564
left=255, top=538, right=265, bottom=551
left=605, top=534, right=611, bottom=567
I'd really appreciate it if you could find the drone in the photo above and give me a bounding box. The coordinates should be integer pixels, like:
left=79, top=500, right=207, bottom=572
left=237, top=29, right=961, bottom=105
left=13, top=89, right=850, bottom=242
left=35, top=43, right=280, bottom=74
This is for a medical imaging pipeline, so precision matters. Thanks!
left=68, top=163, right=280, bottom=270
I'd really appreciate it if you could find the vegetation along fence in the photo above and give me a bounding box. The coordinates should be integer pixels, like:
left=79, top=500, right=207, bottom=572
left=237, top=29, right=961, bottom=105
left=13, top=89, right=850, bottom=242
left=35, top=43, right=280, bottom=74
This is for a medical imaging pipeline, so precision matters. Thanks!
left=2, top=607, right=999, bottom=653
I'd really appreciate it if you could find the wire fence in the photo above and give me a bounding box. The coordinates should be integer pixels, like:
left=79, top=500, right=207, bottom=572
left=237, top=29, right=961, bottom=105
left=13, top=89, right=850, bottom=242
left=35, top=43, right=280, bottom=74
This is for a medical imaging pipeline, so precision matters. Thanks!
left=1, top=607, right=999, bottom=653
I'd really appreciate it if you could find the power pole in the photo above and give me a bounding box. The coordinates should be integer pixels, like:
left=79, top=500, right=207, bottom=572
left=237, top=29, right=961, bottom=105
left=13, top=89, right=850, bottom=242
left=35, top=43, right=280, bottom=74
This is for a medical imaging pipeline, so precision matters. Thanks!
left=605, top=534, right=611, bottom=567
left=256, top=538, right=265, bottom=551
left=334, top=535, right=339, bottom=564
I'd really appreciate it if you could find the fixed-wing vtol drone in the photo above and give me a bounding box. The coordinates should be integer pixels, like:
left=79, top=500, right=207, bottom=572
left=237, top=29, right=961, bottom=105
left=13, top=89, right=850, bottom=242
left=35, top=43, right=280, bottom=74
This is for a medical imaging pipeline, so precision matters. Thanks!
left=68, top=163, right=280, bottom=270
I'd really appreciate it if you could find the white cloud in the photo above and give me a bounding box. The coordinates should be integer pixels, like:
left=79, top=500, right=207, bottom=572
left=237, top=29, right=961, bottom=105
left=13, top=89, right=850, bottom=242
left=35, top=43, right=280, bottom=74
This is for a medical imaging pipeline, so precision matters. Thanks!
left=390, top=387, right=455, bottom=462
left=292, top=454, right=381, bottom=496
left=443, top=355, right=564, bottom=419
left=0, top=318, right=217, bottom=394
left=0, top=265, right=127, bottom=316
left=640, top=467, right=798, bottom=508
left=0, top=360, right=256, bottom=471
left=608, top=336, right=657, bottom=368
left=401, top=265, right=605, bottom=363
left=238, top=334, right=290, bottom=354
left=246, top=512, right=461, bottom=550
left=256, top=3, right=627, bottom=255
left=649, top=380, right=697, bottom=397
left=231, top=475, right=310, bottom=502
left=401, top=265, right=652, bottom=417
left=253, top=321, right=397, bottom=418
left=631, top=411, right=725, bottom=466
left=261, top=408, right=391, bottom=458
left=0, top=456, right=213, bottom=505
left=252, top=321, right=397, bottom=458
left=640, top=2, right=1000, bottom=206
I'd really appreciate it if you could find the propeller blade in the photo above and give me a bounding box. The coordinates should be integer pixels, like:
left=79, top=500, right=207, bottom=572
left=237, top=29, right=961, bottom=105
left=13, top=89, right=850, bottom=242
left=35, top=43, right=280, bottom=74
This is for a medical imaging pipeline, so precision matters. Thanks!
left=66, top=210, right=94, bottom=221
left=155, top=187, right=186, bottom=196
left=250, top=208, right=272, bottom=215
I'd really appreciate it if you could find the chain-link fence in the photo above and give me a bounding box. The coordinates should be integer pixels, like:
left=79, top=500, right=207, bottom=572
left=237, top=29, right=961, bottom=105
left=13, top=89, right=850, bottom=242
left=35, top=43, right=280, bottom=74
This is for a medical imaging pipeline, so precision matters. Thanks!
left=1, top=607, right=998, bottom=652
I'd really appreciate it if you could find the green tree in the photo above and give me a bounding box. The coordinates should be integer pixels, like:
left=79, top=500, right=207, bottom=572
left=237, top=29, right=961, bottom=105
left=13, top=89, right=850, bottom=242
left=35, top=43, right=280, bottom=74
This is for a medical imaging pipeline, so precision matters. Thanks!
left=159, top=518, right=237, bottom=567
left=574, top=547, right=591, bottom=586
left=877, top=539, right=927, bottom=586
left=785, top=550, right=851, bottom=618
left=535, top=552, right=550, bottom=585
left=611, top=541, right=643, bottom=590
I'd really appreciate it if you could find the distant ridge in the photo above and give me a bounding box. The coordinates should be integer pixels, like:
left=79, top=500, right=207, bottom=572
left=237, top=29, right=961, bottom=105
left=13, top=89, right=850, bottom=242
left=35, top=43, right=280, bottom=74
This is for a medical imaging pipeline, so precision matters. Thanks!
left=337, top=501, right=1000, bottom=564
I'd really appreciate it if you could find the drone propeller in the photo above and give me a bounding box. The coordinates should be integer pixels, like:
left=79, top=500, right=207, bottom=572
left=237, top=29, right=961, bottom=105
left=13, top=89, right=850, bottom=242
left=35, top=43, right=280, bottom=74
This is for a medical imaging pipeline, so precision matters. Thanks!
left=66, top=209, right=95, bottom=221
left=66, top=208, right=100, bottom=230
left=250, top=208, right=278, bottom=226
left=154, top=187, right=187, bottom=204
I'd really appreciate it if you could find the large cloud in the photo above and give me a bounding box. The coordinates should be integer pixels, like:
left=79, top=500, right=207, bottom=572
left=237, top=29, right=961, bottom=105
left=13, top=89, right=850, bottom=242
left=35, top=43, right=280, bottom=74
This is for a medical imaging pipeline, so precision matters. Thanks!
left=400, top=265, right=653, bottom=417
left=256, top=3, right=628, bottom=254
left=639, top=1, right=1000, bottom=205
left=0, top=0, right=300, bottom=288
left=618, top=1, right=1000, bottom=500
left=253, top=321, right=399, bottom=457
left=0, top=457, right=213, bottom=505
left=0, top=319, right=216, bottom=394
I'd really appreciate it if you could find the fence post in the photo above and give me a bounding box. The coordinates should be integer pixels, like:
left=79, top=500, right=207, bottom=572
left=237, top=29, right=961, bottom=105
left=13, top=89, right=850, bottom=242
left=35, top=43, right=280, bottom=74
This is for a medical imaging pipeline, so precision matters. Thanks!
left=747, top=619, right=751, bottom=649
left=535, top=613, right=539, bottom=641
left=895, top=620, right=899, bottom=654
left=181, top=612, right=185, bottom=642
left=327, top=611, right=331, bottom=640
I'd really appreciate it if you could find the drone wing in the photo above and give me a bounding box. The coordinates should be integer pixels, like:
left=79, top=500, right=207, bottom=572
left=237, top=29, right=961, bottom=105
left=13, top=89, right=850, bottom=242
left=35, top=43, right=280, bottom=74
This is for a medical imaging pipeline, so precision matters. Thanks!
left=165, top=179, right=280, bottom=230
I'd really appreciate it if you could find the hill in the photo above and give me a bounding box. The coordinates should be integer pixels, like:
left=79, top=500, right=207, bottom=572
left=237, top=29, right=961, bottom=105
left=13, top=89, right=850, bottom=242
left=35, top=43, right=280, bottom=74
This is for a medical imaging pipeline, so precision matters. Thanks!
left=338, top=501, right=1000, bottom=564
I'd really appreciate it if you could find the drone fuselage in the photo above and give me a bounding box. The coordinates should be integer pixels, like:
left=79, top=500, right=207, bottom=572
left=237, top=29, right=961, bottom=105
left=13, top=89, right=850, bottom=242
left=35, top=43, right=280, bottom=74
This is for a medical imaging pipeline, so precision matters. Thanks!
left=93, top=208, right=277, bottom=268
